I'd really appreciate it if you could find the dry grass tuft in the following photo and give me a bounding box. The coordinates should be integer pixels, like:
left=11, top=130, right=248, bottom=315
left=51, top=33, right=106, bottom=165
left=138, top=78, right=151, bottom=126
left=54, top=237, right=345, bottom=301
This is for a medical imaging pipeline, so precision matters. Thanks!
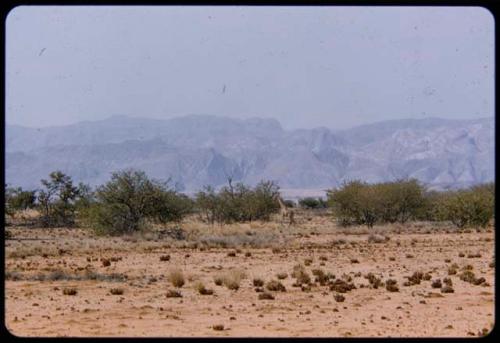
left=217, top=269, right=246, bottom=290
left=168, top=269, right=185, bottom=288
left=195, top=282, right=214, bottom=295
left=367, top=234, right=387, bottom=243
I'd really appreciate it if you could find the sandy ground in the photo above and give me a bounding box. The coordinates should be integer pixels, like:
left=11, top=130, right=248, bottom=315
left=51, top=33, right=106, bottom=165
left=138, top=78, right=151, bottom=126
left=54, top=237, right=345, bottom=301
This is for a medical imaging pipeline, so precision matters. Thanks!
left=4, top=215, right=495, bottom=337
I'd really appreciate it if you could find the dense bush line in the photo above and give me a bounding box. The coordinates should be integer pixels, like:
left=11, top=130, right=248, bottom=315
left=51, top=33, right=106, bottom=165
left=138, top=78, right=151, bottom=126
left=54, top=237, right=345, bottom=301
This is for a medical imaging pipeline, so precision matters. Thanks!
left=4, top=170, right=495, bottom=234
left=195, top=179, right=280, bottom=224
left=327, top=179, right=494, bottom=228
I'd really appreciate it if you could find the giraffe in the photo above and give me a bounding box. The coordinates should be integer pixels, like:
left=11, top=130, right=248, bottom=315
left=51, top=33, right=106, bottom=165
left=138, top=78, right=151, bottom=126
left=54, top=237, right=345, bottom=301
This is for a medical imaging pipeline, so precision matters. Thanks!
left=276, top=194, right=296, bottom=226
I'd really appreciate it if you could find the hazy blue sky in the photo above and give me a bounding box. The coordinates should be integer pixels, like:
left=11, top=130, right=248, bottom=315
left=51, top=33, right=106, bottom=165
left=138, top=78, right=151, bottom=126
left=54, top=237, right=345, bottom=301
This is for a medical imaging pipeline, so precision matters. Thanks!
left=6, top=6, right=494, bottom=130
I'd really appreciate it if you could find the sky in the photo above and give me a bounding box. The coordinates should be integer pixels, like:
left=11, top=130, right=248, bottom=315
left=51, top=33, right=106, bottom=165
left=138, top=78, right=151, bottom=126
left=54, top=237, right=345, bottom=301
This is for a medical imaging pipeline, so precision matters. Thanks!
left=5, top=6, right=494, bottom=130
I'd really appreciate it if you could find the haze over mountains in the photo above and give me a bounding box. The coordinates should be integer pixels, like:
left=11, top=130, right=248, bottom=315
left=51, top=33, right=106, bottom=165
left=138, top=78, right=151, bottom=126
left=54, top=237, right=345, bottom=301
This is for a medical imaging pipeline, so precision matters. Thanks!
left=6, top=115, right=494, bottom=198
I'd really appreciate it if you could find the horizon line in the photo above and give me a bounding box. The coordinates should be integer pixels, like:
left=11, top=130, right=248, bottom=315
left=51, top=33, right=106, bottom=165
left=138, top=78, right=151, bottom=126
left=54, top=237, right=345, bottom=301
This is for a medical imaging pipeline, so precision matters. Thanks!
left=6, top=113, right=494, bottom=131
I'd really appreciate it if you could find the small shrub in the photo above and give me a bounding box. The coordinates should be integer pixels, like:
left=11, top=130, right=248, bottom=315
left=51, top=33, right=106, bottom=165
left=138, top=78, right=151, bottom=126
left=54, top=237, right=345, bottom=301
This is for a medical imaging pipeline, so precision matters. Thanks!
left=431, top=279, right=442, bottom=289
left=385, top=279, right=399, bottom=292
left=312, top=269, right=329, bottom=285
left=212, top=324, right=224, bottom=331
left=443, top=278, right=453, bottom=287
left=214, top=275, right=224, bottom=286
left=460, top=270, right=476, bottom=283
left=441, top=285, right=454, bottom=293
left=221, top=270, right=246, bottom=290
left=253, top=278, right=264, bottom=287
left=330, top=279, right=356, bottom=293
left=266, top=280, right=286, bottom=292
left=195, top=282, right=214, bottom=295
left=62, top=287, right=77, bottom=296
left=276, top=272, right=288, bottom=280
left=110, top=288, right=124, bottom=295
left=160, top=255, right=171, bottom=262
left=364, top=273, right=383, bottom=289
left=334, top=294, right=345, bottom=302
left=295, top=271, right=311, bottom=285
left=258, top=292, right=275, bottom=300
left=166, top=290, right=182, bottom=298
left=473, top=277, right=486, bottom=286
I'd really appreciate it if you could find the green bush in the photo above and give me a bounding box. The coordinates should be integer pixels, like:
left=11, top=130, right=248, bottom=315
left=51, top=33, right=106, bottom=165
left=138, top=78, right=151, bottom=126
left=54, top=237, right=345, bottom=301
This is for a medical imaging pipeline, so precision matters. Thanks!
left=438, top=185, right=494, bottom=228
left=79, top=169, right=192, bottom=235
left=298, top=197, right=327, bottom=209
left=37, top=171, right=80, bottom=227
left=327, top=180, right=380, bottom=228
left=374, top=179, right=426, bottom=224
left=327, top=179, right=426, bottom=228
left=5, top=185, right=36, bottom=216
left=328, top=179, right=494, bottom=228
left=195, top=179, right=280, bottom=224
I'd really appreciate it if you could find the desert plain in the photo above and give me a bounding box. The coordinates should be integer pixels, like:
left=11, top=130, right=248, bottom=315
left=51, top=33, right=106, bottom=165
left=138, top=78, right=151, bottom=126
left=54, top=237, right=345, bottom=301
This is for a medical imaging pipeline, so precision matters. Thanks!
left=4, top=210, right=495, bottom=337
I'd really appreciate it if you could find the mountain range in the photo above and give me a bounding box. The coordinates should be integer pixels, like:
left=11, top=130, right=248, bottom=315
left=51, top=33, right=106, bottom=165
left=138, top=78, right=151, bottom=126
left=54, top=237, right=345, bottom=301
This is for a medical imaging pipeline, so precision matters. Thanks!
left=5, top=115, right=494, bottom=199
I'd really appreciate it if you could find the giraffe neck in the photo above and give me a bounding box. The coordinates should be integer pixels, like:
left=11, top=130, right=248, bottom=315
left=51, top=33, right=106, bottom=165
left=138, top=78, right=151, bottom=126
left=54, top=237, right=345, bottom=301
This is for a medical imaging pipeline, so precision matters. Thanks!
left=277, top=197, right=287, bottom=211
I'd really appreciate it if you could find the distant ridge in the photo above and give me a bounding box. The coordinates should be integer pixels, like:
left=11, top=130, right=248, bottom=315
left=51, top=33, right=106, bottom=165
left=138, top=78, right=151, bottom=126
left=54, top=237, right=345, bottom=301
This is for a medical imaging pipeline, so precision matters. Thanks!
left=6, top=115, right=494, bottom=197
